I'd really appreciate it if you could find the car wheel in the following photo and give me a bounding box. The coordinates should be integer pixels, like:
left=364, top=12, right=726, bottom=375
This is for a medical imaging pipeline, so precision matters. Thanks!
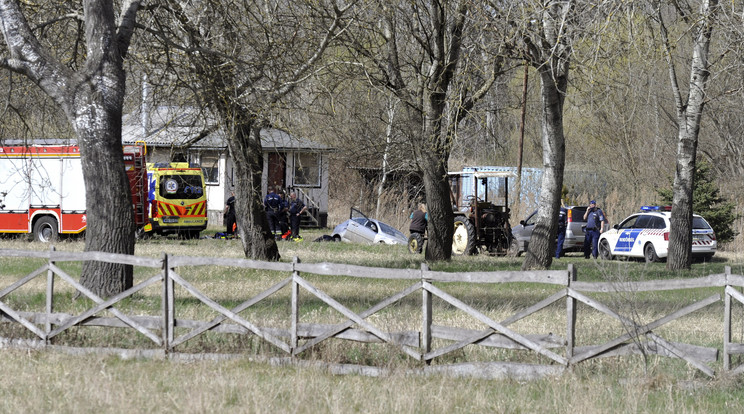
left=408, top=233, right=424, bottom=254
left=599, top=239, right=613, bottom=260
left=33, top=216, right=59, bottom=243
left=644, top=243, right=659, bottom=263
left=332, top=234, right=341, bottom=242
left=452, top=216, right=476, bottom=255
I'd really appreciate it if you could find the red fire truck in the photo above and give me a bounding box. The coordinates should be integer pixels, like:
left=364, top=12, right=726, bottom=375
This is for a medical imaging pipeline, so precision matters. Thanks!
left=0, top=143, right=148, bottom=242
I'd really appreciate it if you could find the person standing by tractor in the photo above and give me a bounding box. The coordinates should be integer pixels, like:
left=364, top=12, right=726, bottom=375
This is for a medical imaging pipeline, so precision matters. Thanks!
left=288, top=191, right=307, bottom=241
left=264, top=186, right=283, bottom=239
left=555, top=204, right=568, bottom=259
left=583, top=200, right=607, bottom=259
left=224, top=191, right=236, bottom=236
left=408, top=203, right=428, bottom=253
left=410, top=203, right=428, bottom=236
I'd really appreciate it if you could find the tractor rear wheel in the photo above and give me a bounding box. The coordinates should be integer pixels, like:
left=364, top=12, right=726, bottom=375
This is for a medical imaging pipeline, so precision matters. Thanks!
left=452, top=216, right=476, bottom=255
left=408, top=233, right=425, bottom=254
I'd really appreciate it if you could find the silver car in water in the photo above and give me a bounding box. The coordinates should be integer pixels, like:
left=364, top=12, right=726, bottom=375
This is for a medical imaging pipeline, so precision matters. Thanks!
left=332, top=208, right=407, bottom=245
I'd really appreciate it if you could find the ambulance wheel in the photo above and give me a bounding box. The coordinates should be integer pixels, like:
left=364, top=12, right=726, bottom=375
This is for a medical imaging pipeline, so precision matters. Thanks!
left=644, top=243, right=659, bottom=263
left=33, top=216, right=59, bottom=243
left=408, top=233, right=424, bottom=254
left=599, top=239, right=613, bottom=260
left=180, top=230, right=200, bottom=240
left=452, top=216, right=476, bottom=255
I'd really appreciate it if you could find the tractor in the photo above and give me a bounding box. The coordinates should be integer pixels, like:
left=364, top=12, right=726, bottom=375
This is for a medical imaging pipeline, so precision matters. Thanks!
left=448, top=169, right=515, bottom=256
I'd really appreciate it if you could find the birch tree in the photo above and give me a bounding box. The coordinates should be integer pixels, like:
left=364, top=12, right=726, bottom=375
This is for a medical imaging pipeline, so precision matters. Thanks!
left=517, top=1, right=573, bottom=270
left=652, top=0, right=719, bottom=270
left=482, top=1, right=619, bottom=270
left=0, top=0, right=142, bottom=297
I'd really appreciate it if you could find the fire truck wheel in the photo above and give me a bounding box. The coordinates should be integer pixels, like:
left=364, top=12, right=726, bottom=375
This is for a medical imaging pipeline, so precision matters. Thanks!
left=33, top=216, right=59, bottom=243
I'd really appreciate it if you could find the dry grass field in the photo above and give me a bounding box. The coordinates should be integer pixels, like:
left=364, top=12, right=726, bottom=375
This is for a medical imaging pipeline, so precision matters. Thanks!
left=2, top=230, right=744, bottom=413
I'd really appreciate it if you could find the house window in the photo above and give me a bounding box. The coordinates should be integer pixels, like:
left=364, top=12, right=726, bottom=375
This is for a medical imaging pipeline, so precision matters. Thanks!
left=201, top=156, right=220, bottom=185
left=293, top=153, right=320, bottom=187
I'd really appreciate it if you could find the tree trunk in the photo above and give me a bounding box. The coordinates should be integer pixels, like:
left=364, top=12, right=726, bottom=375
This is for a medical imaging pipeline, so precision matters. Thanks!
left=420, top=150, right=454, bottom=261
left=76, top=90, right=135, bottom=297
left=0, top=1, right=141, bottom=298
left=521, top=65, right=567, bottom=270
left=666, top=0, right=718, bottom=271
left=224, top=117, right=280, bottom=261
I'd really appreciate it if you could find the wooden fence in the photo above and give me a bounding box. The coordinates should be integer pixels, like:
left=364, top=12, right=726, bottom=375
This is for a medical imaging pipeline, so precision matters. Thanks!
left=1, top=247, right=744, bottom=379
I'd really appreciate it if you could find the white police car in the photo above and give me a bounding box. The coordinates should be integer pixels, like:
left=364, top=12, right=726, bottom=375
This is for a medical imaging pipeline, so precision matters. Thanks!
left=598, top=206, right=717, bottom=263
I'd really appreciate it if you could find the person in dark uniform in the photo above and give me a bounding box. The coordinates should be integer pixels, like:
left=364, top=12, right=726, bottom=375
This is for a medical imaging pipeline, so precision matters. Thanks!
left=279, top=189, right=291, bottom=240
left=555, top=205, right=567, bottom=259
left=583, top=200, right=607, bottom=259
left=224, top=191, right=236, bottom=236
left=264, top=186, right=283, bottom=239
left=409, top=203, right=428, bottom=236
left=288, top=191, right=307, bottom=241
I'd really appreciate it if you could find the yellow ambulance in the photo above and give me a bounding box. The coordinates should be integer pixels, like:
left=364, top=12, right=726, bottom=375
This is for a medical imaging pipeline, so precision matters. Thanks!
left=143, top=162, right=207, bottom=238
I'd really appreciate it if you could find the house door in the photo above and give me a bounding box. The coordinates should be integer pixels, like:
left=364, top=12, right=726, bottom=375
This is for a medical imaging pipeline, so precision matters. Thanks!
left=268, top=152, right=286, bottom=189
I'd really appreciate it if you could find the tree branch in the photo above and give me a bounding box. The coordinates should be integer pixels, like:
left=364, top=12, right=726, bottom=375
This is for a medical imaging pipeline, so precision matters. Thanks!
left=116, top=0, right=143, bottom=60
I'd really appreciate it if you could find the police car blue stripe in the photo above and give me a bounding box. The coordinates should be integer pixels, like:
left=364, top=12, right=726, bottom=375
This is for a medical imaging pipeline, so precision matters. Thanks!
left=614, top=229, right=643, bottom=252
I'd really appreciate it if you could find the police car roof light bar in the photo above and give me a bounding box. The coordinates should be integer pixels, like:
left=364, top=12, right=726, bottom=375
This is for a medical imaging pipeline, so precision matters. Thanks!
left=640, top=205, right=672, bottom=212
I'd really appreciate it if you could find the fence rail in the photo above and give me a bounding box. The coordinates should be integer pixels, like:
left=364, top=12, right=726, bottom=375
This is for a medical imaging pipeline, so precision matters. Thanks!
left=1, top=247, right=743, bottom=378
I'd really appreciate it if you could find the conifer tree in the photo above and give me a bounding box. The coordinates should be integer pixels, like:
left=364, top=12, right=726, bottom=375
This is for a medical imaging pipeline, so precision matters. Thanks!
left=659, top=160, right=739, bottom=243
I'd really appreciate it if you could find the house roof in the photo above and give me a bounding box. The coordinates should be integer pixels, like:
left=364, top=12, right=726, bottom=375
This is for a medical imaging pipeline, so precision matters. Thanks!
left=122, top=106, right=332, bottom=151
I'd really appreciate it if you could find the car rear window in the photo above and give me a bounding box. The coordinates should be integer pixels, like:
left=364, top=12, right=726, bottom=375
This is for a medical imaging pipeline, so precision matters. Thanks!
left=379, top=222, right=403, bottom=238
left=570, top=207, right=587, bottom=221
left=649, top=216, right=666, bottom=229
left=692, top=216, right=712, bottom=230
left=634, top=215, right=652, bottom=228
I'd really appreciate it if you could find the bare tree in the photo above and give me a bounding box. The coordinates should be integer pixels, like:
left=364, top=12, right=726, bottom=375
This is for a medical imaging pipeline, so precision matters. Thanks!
left=482, top=1, right=575, bottom=270
left=342, top=0, right=503, bottom=261
left=517, top=1, right=573, bottom=270
left=0, top=0, right=142, bottom=297
left=144, top=0, right=353, bottom=260
left=651, top=0, right=719, bottom=270
left=480, top=1, right=621, bottom=269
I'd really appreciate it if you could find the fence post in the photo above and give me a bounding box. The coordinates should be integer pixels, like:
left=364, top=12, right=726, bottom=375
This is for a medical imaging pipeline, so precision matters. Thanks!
left=566, top=264, right=577, bottom=364
left=45, top=245, right=55, bottom=344
left=161, top=252, right=173, bottom=352
left=724, top=265, right=732, bottom=371
left=291, top=256, right=300, bottom=355
left=421, top=262, right=431, bottom=364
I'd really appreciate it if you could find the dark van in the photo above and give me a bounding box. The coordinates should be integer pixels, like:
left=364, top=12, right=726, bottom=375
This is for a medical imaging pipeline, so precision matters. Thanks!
left=511, top=206, right=588, bottom=256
